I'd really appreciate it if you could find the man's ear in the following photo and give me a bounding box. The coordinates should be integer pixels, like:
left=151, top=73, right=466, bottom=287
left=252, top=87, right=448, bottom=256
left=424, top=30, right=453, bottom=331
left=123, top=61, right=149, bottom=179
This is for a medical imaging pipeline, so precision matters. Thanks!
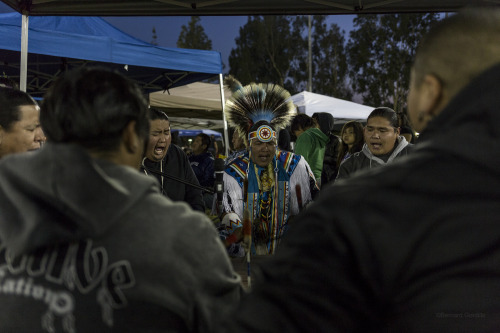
left=420, top=74, right=444, bottom=117
left=122, top=121, right=140, bottom=154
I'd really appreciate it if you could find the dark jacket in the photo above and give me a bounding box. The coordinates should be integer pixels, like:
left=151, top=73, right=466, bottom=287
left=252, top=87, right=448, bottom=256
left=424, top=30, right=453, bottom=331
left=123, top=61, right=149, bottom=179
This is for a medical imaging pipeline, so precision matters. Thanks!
left=336, top=136, right=412, bottom=181
left=189, top=151, right=215, bottom=188
left=142, top=144, right=205, bottom=212
left=0, top=143, right=241, bottom=333
left=311, top=112, right=341, bottom=186
left=220, top=64, right=500, bottom=332
left=322, top=134, right=341, bottom=185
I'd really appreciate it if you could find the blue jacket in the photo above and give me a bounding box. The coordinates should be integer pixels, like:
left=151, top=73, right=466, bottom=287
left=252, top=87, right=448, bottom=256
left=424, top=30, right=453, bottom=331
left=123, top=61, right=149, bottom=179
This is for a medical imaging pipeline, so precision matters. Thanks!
left=189, top=152, right=215, bottom=188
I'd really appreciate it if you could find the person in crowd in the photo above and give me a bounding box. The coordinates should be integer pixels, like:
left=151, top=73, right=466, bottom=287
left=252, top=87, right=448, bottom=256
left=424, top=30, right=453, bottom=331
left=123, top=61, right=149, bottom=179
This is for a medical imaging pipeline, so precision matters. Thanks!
left=277, top=128, right=292, bottom=151
left=0, top=86, right=45, bottom=159
left=336, top=120, right=365, bottom=169
left=336, top=107, right=412, bottom=180
left=291, top=113, right=329, bottom=187
left=225, top=127, right=247, bottom=165
left=311, top=112, right=341, bottom=186
left=397, top=110, right=417, bottom=143
left=141, top=108, right=205, bottom=212
left=218, top=8, right=500, bottom=332
left=207, top=133, right=219, bottom=158
left=189, top=133, right=215, bottom=210
left=219, top=76, right=319, bottom=257
left=0, top=67, right=242, bottom=332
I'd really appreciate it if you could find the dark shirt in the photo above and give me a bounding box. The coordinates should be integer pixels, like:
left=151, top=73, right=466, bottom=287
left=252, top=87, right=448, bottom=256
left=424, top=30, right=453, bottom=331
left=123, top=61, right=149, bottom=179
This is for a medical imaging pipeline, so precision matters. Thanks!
left=189, top=152, right=215, bottom=188
left=142, top=144, right=205, bottom=212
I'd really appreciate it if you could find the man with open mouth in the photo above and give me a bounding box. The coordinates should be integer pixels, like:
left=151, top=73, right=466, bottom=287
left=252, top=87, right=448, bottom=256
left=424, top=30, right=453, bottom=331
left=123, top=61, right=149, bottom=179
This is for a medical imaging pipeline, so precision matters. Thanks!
left=141, top=108, right=205, bottom=212
left=217, top=76, right=319, bottom=258
left=336, top=107, right=413, bottom=181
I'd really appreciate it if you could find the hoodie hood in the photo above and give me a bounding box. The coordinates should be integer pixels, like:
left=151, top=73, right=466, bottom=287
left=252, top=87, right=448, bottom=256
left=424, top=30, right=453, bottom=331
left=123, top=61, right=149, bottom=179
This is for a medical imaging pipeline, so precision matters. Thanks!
left=0, top=143, right=157, bottom=256
left=361, top=136, right=409, bottom=166
left=416, top=63, right=500, bottom=175
left=313, top=112, right=335, bottom=135
left=304, top=128, right=329, bottom=148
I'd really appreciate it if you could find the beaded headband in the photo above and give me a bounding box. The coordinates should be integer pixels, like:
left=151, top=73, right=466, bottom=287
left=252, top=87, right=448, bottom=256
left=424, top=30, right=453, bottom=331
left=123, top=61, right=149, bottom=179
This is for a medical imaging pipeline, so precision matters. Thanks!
left=248, top=124, right=276, bottom=143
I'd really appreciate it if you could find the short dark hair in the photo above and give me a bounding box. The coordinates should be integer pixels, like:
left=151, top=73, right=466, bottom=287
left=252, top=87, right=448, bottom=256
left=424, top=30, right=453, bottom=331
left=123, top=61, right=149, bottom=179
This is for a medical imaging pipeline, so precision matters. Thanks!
left=412, top=9, right=500, bottom=99
left=41, top=67, right=149, bottom=151
left=367, top=107, right=399, bottom=129
left=197, top=133, right=211, bottom=152
left=0, top=87, right=38, bottom=131
left=290, top=113, right=318, bottom=133
left=149, top=108, right=169, bottom=122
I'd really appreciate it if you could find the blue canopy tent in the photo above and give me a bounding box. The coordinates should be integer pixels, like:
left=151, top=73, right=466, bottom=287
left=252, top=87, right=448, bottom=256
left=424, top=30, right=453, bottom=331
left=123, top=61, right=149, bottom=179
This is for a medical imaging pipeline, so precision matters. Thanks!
left=0, top=12, right=231, bottom=153
left=0, top=12, right=223, bottom=97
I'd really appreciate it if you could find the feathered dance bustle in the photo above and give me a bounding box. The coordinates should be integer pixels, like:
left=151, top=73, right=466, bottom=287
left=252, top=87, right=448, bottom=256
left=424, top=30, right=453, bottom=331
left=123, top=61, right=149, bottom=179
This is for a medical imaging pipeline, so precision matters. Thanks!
left=223, top=76, right=296, bottom=141
left=224, top=75, right=243, bottom=94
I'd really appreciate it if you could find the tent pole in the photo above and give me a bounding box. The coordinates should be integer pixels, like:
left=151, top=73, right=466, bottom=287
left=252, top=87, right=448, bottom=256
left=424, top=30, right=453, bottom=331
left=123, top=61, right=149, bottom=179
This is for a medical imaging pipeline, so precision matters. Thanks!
left=20, top=14, right=29, bottom=92
left=219, top=73, right=230, bottom=157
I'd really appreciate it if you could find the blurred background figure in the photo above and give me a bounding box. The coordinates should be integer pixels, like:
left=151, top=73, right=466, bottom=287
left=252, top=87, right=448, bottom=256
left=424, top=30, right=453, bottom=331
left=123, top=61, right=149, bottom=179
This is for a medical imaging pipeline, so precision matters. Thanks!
left=0, top=86, right=44, bottom=159
left=336, top=120, right=364, bottom=170
left=189, top=133, right=215, bottom=210
left=291, top=113, right=328, bottom=187
left=397, top=110, right=417, bottom=143
left=207, top=133, right=219, bottom=158
left=277, top=128, right=292, bottom=152
left=312, top=112, right=341, bottom=187
left=225, top=127, right=247, bottom=165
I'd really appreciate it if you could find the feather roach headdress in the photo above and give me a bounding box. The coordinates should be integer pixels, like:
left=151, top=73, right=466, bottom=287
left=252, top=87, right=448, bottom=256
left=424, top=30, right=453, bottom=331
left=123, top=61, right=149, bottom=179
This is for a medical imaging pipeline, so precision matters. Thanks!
left=224, top=75, right=296, bottom=146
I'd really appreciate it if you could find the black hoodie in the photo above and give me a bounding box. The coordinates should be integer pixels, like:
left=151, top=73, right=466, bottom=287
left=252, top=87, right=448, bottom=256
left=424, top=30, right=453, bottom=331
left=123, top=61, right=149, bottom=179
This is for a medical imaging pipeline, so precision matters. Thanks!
left=221, top=64, right=500, bottom=332
left=312, top=112, right=341, bottom=186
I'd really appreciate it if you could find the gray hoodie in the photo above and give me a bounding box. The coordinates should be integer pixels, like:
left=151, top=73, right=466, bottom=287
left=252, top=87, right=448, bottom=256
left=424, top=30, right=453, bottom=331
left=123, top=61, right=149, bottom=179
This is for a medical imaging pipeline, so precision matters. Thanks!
left=0, top=143, right=241, bottom=333
left=336, top=136, right=412, bottom=181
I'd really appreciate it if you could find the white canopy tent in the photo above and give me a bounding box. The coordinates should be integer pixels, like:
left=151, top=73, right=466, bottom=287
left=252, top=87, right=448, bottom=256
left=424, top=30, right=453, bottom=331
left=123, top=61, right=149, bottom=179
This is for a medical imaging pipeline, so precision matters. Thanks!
left=290, top=91, right=374, bottom=126
left=150, top=81, right=231, bottom=112
left=151, top=86, right=376, bottom=132
left=149, top=82, right=231, bottom=131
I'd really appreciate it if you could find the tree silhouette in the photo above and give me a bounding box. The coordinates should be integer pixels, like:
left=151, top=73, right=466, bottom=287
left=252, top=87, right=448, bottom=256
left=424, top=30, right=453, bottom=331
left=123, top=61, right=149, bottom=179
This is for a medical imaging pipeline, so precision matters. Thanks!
left=288, top=15, right=352, bottom=99
left=177, top=16, right=213, bottom=50
left=228, top=16, right=301, bottom=91
left=347, top=13, right=440, bottom=111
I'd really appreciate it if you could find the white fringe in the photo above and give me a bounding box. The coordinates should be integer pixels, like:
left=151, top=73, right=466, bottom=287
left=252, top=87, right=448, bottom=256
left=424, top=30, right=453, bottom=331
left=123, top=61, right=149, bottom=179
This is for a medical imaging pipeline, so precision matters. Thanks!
left=289, top=157, right=314, bottom=216
left=222, top=155, right=314, bottom=219
left=223, top=173, right=244, bottom=218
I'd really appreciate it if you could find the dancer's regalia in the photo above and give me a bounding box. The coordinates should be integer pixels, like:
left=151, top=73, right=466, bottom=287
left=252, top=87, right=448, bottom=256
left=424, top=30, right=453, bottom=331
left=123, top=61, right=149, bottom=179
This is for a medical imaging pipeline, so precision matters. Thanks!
left=219, top=76, right=319, bottom=256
